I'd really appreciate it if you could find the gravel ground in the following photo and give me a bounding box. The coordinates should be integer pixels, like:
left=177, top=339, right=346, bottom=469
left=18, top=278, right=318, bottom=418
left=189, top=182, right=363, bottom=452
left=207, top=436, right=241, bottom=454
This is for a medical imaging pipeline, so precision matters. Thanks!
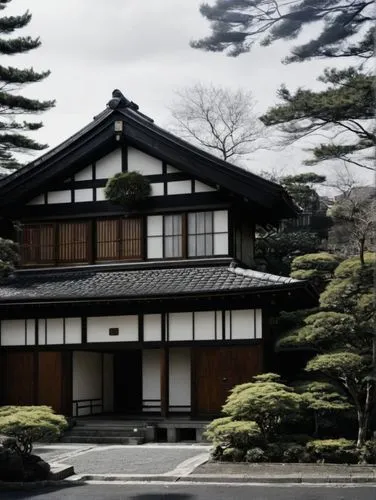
left=60, top=446, right=207, bottom=475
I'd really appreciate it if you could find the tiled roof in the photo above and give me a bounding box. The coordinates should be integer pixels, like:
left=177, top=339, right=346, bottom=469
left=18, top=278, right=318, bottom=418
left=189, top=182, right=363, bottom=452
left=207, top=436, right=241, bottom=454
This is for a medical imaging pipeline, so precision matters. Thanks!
left=0, top=264, right=303, bottom=303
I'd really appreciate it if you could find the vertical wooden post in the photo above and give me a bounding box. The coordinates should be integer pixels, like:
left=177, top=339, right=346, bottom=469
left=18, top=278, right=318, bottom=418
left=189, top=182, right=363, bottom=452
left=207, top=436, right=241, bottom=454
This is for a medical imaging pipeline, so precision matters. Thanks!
left=160, top=347, right=169, bottom=418
left=190, top=347, right=197, bottom=417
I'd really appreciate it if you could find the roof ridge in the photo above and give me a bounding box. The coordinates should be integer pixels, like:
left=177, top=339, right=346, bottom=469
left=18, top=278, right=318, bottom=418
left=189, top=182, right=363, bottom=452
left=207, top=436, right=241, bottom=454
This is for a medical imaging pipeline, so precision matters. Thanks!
left=227, top=265, right=300, bottom=284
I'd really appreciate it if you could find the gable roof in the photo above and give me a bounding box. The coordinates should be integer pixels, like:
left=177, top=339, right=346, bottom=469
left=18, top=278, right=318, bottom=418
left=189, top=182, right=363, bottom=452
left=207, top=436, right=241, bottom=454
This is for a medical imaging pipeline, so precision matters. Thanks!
left=0, top=90, right=298, bottom=221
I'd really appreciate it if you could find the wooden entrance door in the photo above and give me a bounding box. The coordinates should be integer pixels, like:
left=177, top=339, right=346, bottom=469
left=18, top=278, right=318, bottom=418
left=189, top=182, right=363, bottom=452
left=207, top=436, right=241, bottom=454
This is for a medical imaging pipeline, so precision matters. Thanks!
left=113, top=350, right=142, bottom=413
left=2, top=351, right=72, bottom=415
left=194, top=345, right=263, bottom=416
left=3, top=352, right=35, bottom=406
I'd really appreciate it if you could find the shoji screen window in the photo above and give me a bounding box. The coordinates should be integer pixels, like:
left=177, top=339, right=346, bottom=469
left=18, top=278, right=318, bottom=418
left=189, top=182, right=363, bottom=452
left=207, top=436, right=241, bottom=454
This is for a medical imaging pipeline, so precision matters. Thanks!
left=188, top=212, right=213, bottom=257
left=164, top=215, right=183, bottom=258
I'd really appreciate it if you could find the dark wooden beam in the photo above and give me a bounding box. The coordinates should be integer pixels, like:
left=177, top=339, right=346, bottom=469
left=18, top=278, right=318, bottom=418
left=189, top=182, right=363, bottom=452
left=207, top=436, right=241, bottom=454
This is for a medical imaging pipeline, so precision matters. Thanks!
left=160, top=347, right=169, bottom=418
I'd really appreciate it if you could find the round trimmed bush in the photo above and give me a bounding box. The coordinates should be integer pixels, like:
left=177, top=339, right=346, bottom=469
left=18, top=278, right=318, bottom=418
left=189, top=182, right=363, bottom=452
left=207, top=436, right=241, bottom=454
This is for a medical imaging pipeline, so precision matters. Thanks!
left=222, top=447, right=245, bottom=462
left=245, top=447, right=266, bottom=463
left=104, top=171, right=151, bottom=207
left=282, top=444, right=308, bottom=463
left=204, top=417, right=263, bottom=451
left=306, top=439, right=358, bottom=464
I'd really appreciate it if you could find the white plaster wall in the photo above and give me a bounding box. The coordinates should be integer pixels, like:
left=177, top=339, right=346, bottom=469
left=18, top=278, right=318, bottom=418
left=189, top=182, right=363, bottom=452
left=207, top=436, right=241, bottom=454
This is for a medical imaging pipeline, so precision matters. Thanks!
left=47, top=190, right=71, bottom=204
left=168, top=313, right=193, bottom=341
left=150, top=183, right=164, bottom=196
left=46, top=318, right=64, bottom=345
left=128, top=147, right=163, bottom=175
left=166, top=165, right=180, bottom=174
left=255, top=309, right=262, bottom=339
left=65, top=318, right=82, bottom=344
left=72, top=351, right=102, bottom=416
left=26, top=319, right=35, bottom=345
left=27, top=194, right=45, bottom=205
left=96, top=187, right=106, bottom=201
left=95, top=149, right=122, bottom=179
left=167, top=180, right=192, bottom=195
left=142, top=349, right=161, bottom=412
left=216, top=311, right=222, bottom=340
left=103, top=354, right=114, bottom=412
left=1, top=320, right=26, bottom=346
left=194, top=311, right=216, bottom=340
left=169, top=348, right=191, bottom=411
left=144, top=314, right=162, bottom=342
left=74, top=165, right=93, bottom=181
left=38, top=319, right=46, bottom=345
left=231, top=310, right=255, bottom=340
left=74, top=189, right=93, bottom=202
left=225, top=311, right=231, bottom=340
left=87, top=315, right=138, bottom=343
left=194, top=180, right=216, bottom=193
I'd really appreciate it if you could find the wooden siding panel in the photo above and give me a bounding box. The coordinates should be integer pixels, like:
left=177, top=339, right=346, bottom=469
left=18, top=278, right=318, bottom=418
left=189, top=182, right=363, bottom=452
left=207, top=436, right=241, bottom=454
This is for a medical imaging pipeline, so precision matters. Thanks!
left=194, top=345, right=263, bottom=415
left=38, top=352, right=63, bottom=413
left=4, top=352, right=35, bottom=405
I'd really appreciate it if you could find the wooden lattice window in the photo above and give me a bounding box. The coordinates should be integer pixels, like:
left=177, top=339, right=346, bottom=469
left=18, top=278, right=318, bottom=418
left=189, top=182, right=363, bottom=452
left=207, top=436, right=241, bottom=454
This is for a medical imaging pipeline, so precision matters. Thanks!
left=20, top=224, right=55, bottom=265
left=58, top=222, right=89, bottom=263
left=96, top=218, right=142, bottom=261
left=20, top=222, right=89, bottom=266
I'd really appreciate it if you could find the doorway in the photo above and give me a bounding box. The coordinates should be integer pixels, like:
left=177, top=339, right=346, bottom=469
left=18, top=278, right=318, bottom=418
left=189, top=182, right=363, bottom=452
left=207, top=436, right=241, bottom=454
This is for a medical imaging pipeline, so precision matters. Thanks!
left=113, top=350, right=142, bottom=414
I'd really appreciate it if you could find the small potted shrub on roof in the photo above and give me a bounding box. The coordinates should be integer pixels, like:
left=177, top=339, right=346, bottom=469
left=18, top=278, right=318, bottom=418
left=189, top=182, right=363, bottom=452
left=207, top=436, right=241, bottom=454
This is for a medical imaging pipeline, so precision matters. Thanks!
left=105, top=171, right=151, bottom=210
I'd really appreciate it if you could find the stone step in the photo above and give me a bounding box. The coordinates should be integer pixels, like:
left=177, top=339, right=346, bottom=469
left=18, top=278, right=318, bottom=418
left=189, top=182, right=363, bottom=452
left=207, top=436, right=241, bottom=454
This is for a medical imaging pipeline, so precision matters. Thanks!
left=61, top=435, right=145, bottom=444
left=67, top=428, right=145, bottom=437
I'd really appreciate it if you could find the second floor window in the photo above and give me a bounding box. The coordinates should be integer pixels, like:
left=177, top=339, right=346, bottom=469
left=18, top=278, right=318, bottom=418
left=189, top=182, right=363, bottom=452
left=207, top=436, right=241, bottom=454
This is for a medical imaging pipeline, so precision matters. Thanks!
left=20, top=222, right=89, bottom=266
left=96, top=218, right=142, bottom=261
left=147, top=210, right=228, bottom=259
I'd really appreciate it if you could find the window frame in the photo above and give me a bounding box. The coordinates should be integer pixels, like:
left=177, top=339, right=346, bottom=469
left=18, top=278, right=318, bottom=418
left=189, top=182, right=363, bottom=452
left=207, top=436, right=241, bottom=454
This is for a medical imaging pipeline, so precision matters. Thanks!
left=147, top=210, right=228, bottom=260
left=95, top=217, right=143, bottom=262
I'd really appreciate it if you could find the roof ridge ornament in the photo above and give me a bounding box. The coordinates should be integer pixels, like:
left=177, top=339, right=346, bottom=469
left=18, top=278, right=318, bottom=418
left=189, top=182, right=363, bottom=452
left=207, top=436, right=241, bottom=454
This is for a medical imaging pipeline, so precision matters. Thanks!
left=107, top=89, right=139, bottom=111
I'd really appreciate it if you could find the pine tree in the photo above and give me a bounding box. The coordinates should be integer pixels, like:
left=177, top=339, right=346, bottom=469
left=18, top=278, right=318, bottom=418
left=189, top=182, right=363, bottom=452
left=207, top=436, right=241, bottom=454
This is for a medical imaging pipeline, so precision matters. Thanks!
left=192, top=1, right=375, bottom=171
left=0, top=0, right=55, bottom=171
left=192, top=1, right=374, bottom=61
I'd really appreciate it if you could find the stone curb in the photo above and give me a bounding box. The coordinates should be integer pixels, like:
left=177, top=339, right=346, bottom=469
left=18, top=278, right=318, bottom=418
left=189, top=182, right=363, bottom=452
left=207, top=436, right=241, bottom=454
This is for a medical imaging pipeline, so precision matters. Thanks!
left=75, top=473, right=376, bottom=484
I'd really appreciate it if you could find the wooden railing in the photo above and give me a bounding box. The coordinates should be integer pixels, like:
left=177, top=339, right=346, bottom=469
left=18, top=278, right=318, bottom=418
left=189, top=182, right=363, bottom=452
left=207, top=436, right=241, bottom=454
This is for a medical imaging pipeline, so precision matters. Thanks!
left=73, top=398, right=103, bottom=417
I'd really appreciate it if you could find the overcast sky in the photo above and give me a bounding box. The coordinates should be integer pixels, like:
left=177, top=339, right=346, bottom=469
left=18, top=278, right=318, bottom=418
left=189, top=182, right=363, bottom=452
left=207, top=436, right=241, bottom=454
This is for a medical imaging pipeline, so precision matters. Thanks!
left=5, top=0, right=372, bottom=187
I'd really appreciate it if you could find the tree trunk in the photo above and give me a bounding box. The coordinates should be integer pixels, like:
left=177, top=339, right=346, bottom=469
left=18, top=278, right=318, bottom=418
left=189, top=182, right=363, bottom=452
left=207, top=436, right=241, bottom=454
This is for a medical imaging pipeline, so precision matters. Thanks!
left=359, top=237, right=365, bottom=266
left=357, top=411, right=368, bottom=447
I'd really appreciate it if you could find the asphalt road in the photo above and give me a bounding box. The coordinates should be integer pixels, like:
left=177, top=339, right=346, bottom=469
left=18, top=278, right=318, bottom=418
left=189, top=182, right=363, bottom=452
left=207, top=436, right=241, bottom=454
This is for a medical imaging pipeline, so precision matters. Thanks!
left=3, top=483, right=376, bottom=500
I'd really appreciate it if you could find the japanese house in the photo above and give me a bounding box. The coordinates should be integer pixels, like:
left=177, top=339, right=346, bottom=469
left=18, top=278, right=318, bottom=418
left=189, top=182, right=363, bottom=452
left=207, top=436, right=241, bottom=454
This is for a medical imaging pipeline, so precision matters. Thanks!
left=0, top=90, right=316, bottom=422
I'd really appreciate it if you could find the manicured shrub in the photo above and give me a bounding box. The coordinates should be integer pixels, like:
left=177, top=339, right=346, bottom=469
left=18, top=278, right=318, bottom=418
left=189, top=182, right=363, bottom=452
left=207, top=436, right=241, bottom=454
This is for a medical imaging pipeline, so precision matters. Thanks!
left=282, top=444, right=309, bottom=463
left=204, top=417, right=263, bottom=451
left=264, top=443, right=284, bottom=462
left=359, top=440, right=376, bottom=464
left=278, top=434, right=311, bottom=445
left=306, top=439, right=358, bottom=464
left=222, top=374, right=302, bottom=441
left=245, top=447, right=267, bottom=463
left=105, top=171, right=151, bottom=208
left=222, top=447, right=245, bottom=462
left=0, top=406, right=68, bottom=456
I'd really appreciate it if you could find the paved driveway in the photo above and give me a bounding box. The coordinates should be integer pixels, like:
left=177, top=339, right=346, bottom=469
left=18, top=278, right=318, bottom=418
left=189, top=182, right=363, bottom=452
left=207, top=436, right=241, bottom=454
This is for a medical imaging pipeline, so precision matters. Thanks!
left=34, top=444, right=211, bottom=476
